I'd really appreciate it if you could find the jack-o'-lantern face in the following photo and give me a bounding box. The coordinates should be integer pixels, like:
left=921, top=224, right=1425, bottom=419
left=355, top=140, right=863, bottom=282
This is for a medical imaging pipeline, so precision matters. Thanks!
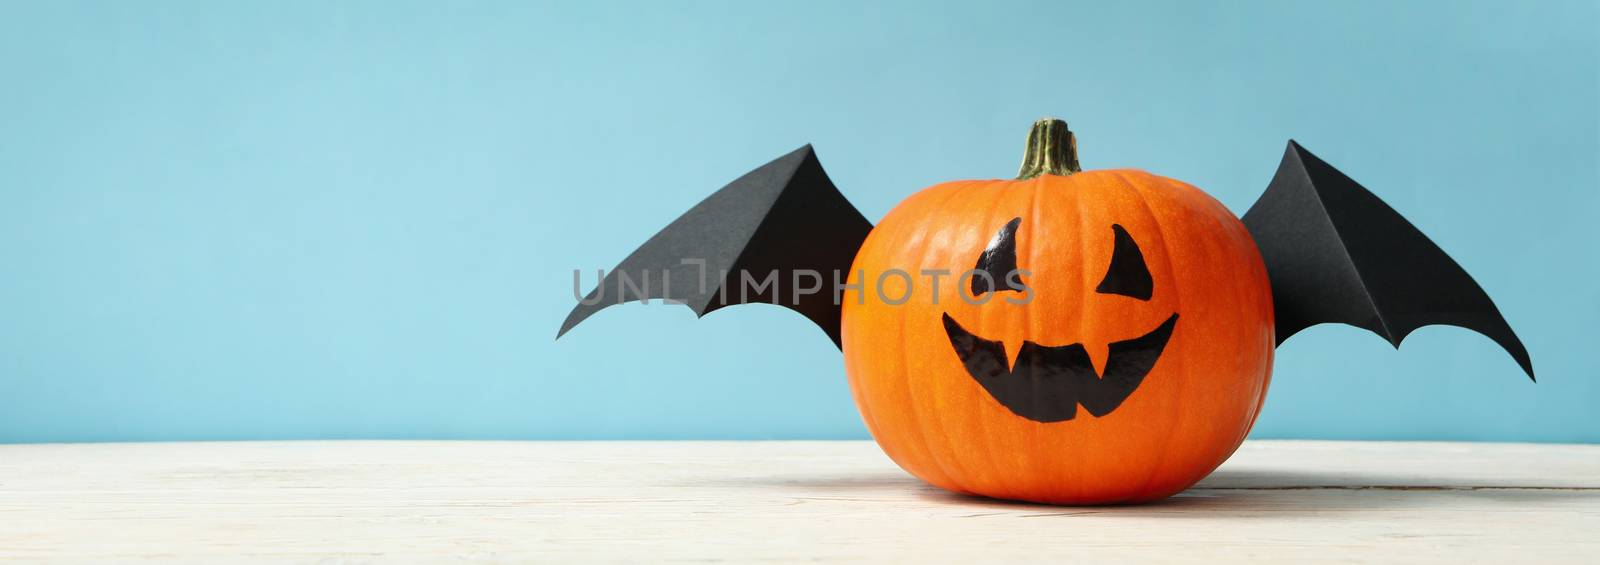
left=840, top=168, right=1275, bottom=505
left=942, top=217, right=1179, bottom=423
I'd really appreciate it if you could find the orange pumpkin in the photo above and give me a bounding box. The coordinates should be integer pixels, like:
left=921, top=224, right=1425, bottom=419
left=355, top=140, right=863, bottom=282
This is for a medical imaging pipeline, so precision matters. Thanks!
left=841, top=119, right=1275, bottom=504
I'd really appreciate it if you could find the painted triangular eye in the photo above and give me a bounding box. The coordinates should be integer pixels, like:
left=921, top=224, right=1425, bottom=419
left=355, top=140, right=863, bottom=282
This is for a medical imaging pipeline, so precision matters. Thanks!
left=972, top=217, right=1027, bottom=295
left=1095, top=224, right=1153, bottom=300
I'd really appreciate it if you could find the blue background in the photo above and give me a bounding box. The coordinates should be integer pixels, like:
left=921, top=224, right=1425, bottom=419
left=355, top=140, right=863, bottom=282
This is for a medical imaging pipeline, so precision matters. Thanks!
left=2, top=1, right=1596, bottom=443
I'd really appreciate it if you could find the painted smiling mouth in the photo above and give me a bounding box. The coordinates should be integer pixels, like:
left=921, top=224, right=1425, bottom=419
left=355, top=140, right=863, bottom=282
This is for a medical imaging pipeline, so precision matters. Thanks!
left=941, top=312, right=1179, bottom=423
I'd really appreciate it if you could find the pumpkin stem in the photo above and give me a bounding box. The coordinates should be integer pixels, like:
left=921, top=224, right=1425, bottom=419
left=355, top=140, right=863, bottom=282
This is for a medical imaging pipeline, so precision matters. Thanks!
left=1016, top=118, right=1080, bottom=179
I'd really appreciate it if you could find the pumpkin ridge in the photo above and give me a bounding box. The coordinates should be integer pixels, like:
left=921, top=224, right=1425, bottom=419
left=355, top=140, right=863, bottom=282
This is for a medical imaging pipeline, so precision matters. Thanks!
left=1199, top=189, right=1273, bottom=454
left=847, top=187, right=933, bottom=484
left=1024, top=176, right=1049, bottom=496
left=973, top=179, right=1026, bottom=498
left=948, top=181, right=1005, bottom=489
left=934, top=180, right=1006, bottom=491
left=843, top=228, right=887, bottom=468
left=857, top=181, right=979, bottom=460
left=896, top=182, right=978, bottom=490
left=1173, top=173, right=1273, bottom=497
left=1054, top=173, right=1090, bottom=499
left=911, top=184, right=979, bottom=491
left=1113, top=170, right=1187, bottom=501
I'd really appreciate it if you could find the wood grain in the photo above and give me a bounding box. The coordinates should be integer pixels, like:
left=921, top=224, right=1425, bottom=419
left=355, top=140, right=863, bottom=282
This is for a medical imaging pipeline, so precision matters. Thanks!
left=0, top=440, right=1595, bottom=563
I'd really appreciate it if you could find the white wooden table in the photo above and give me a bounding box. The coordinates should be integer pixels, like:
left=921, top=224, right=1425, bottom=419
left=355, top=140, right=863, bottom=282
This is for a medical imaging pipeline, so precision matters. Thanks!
left=0, top=440, right=1595, bottom=563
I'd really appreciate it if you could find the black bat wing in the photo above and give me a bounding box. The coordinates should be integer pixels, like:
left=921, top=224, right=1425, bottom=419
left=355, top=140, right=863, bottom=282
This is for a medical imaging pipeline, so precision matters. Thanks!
left=1242, top=141, right=1534, bottom=380
left=557, top=145, right=872, bottom=348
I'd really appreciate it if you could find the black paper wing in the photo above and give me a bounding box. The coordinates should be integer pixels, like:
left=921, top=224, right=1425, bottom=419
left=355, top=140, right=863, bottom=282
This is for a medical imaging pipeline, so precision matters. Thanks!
left=557, top=145, right=872, bottom=348
left=1242, top=141, right=1534, bottom=380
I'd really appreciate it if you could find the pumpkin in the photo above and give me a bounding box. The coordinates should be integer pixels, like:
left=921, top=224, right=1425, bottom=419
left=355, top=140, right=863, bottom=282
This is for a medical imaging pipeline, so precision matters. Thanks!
left=840, top=119, right=1275, bottom=504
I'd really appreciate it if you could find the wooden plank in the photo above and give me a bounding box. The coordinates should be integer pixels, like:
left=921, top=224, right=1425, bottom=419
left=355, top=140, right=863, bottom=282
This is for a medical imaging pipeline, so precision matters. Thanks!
left=0, top=440, right=1595, bottom=563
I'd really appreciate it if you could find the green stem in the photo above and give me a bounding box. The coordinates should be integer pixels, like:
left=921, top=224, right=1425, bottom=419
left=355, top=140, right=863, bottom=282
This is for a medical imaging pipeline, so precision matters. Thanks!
left=1016, top=118, right=1080, bottom=179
